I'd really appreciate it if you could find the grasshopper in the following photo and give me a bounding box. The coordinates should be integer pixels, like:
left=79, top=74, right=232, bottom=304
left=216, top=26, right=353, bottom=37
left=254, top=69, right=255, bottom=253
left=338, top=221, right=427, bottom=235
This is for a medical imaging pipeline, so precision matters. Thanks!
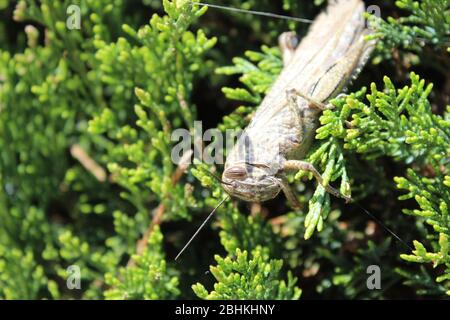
left=221, top=0, right=375, bottom=208
left=175, top=0, right=378, bottom=260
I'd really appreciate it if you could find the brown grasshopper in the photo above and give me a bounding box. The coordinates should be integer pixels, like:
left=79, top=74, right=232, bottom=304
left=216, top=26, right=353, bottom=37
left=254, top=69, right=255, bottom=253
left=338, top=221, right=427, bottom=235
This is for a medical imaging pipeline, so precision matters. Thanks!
left=175, top=0, right=377, bottom=260
left=221, top=0, right=375, bottom=208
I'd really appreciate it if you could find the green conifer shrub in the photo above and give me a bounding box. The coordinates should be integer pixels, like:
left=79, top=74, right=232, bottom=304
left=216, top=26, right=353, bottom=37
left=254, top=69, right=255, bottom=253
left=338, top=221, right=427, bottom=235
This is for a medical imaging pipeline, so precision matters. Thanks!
left=0, top=0, right=448, bottom=299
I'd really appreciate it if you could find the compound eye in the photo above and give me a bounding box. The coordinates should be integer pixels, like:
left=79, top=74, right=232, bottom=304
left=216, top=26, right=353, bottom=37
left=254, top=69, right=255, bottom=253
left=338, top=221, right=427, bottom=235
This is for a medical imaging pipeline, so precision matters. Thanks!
left=224, top=166, right=247, bottom=181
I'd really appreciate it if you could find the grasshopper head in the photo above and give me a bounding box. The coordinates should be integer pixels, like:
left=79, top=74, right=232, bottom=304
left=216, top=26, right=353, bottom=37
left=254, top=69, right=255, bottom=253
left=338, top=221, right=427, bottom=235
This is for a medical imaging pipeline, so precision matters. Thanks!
left=221, top=163, right=282, bottom=202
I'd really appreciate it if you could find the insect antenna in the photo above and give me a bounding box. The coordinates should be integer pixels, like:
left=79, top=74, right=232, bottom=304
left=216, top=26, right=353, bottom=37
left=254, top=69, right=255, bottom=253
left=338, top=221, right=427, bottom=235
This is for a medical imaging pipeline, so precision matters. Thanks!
left=353, top=201, right=413, bottom=251
left=175, top=196, right=229, bottom=261
left=209, top=171, right=233, bottom=186
left=187, top=1, right=449, bottom=46
left=188, top=1, right=314, bottom=24
left=244, top=162, right=411, bottom=249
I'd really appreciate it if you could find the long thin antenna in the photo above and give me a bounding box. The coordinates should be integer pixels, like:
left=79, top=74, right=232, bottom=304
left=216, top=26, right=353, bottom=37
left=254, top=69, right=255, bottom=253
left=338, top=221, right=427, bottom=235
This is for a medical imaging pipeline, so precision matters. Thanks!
left=189, top=1, right=314, bottom=24
left=189, top=1, right=450, bottom=46
left=354, top=202, right=413, bottom=251
left=175, top=196, right=229, bottom=261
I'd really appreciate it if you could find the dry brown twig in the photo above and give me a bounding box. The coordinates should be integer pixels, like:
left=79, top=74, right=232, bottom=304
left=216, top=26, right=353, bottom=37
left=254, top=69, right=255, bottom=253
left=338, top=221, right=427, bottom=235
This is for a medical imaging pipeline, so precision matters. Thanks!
left=70, top=144, right=107, bottom=182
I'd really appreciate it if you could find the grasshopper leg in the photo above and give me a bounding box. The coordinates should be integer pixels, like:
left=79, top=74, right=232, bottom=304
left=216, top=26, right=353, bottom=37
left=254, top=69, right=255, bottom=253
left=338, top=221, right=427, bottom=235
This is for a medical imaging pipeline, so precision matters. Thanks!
left=288, top=89, right=334, bottom=111
left=286, top=88, right=304, bottom=124
left=279, top=32, right=298, bottom=66
left=283, top=160, right=352, bottom=203
left=279, top=174, right=301, bottom=209
left=297, top=91, right=351, bottom=111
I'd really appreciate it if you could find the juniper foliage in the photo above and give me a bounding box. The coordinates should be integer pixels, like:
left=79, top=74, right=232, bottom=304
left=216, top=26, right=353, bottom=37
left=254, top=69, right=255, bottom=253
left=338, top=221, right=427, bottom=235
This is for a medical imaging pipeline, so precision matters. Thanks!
left=0, top=0, right=449, bottom=300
